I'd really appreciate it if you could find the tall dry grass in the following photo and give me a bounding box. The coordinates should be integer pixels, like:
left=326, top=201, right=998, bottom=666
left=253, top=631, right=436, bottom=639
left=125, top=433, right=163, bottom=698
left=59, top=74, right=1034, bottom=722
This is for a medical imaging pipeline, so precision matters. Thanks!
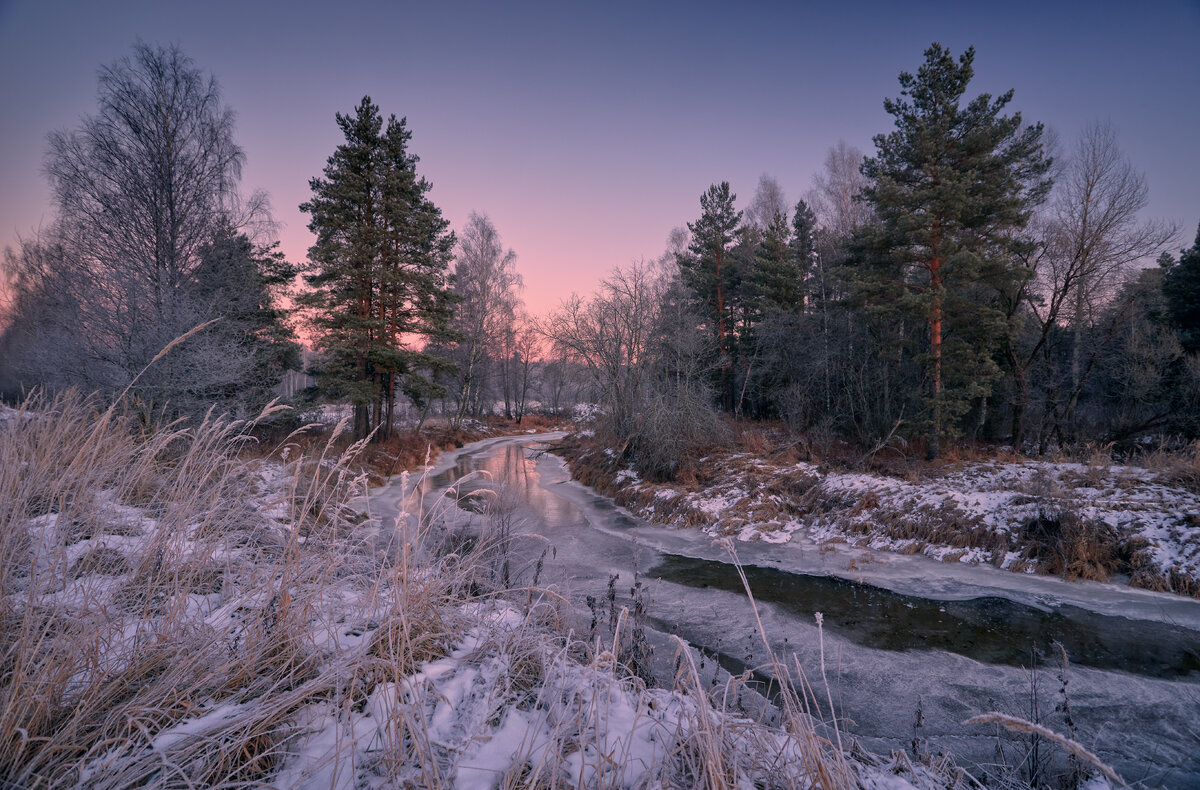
left=0, top=389, right=375, bottom=787
left=0, top=390, right=907, bottom=788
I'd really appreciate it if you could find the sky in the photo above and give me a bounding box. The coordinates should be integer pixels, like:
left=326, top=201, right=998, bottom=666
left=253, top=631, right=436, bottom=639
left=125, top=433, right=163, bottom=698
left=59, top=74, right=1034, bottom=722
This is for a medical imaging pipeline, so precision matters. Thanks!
left=2, top=0, right=1198, bottom=319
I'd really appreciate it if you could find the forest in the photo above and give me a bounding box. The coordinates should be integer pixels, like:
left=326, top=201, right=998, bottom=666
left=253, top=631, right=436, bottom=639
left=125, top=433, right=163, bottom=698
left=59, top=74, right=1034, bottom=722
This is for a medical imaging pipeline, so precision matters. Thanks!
left=2, top=42, right=1197, bottom=473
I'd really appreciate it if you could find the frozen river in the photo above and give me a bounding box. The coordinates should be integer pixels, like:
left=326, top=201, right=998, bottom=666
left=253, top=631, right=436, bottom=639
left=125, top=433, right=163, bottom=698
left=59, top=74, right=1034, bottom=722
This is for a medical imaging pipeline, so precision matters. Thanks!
left=369, top=433, right=1200, bottom=787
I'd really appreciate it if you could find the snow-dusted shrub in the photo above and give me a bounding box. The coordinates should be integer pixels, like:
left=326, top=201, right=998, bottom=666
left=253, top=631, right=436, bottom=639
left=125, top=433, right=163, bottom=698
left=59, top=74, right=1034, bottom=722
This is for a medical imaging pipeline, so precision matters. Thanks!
left=626, top=381, right=731, bottom=482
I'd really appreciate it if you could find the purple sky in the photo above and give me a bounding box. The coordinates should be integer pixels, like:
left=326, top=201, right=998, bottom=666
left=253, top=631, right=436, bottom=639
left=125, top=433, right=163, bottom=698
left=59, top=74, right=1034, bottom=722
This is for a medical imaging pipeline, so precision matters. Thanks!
left=2, top=0, right=1198, bottom=318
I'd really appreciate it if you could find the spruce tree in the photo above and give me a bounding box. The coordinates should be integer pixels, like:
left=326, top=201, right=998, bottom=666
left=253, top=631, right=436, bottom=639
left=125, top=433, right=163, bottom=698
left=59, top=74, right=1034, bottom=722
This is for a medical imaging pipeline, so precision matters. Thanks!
left=191, top=229, right=301, bottom=408
left=300, top=97, right=456, bottom=440
left=749, top=209, right=800, bottom=316
left=1164, top=224, right=1200, bottom=354
left=857, top=44, right=1051, bottom=458
left=789, top=199, right=818, bottom=308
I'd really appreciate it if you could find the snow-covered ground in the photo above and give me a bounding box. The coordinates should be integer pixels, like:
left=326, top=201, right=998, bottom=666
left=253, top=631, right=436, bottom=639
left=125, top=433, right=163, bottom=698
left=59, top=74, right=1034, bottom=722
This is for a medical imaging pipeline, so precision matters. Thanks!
left=6, top=405, right=1007, bottom=788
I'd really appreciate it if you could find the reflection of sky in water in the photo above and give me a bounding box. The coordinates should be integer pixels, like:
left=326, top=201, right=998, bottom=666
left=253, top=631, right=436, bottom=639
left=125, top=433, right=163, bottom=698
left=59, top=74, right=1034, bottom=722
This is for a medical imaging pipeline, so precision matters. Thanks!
left=426, top=442, right=584, bottom=528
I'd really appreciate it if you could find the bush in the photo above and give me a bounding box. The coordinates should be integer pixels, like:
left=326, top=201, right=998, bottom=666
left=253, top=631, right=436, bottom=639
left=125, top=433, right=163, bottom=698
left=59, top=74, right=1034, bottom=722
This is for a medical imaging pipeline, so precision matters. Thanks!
left=626, top=382, right=731, bottom=482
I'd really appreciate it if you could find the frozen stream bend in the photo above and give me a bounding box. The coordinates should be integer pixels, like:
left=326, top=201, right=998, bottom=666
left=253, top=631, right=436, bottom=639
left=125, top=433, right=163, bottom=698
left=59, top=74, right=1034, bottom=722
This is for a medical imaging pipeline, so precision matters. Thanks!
left=365, top=433, right=1200, bottom=788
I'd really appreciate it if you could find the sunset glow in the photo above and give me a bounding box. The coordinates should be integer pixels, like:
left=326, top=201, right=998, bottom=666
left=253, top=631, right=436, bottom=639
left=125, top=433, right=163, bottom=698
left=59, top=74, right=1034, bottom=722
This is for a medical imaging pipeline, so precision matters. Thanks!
left=2, top=1, right=1198, bottom=319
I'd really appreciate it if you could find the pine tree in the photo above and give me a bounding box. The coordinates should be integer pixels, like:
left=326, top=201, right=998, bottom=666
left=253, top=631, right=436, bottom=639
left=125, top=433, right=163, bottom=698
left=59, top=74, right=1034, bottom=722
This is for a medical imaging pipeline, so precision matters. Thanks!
left=857, top=44, right=1051, bottom=458
left=300, top=97, right=456, bottom=440
left=789, top=199, right=818, bottom=308
left=1164, top=224, right=1200, bottom=354
left=677, top=182, right=742, bottom=409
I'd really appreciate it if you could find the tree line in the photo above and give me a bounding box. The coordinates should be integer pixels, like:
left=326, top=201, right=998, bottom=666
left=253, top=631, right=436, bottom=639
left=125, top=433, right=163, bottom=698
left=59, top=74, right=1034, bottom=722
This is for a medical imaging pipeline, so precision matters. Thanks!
left=1, top=42, right=1197, bottom=467
left=549, top=44, right=1200, bottom=472
left=0, top=42, right=576, bottom=438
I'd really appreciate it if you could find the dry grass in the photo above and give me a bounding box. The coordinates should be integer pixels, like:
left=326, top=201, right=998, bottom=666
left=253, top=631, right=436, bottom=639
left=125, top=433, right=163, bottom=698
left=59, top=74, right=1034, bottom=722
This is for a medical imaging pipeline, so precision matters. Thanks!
left=0, top=390, right=369, bottom=787
left=0, top=392, right=943, bottom=788
left=1141, top=440, right=1200, bottom=493
left=964, top=712, right=1126, bottom=787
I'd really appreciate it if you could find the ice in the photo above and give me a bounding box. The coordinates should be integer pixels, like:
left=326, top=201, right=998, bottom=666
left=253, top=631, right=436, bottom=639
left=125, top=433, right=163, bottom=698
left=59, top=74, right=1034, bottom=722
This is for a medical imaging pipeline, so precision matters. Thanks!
left=415, top=435, right=1200, bottom=786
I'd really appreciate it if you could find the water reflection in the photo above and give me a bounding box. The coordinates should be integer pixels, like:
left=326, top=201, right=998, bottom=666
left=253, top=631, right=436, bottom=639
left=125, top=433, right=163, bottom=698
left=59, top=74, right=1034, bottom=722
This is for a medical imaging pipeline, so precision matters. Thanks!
left=424, top=442, right=585, bottom=528
left=651, top=554, right=1200, bottom=679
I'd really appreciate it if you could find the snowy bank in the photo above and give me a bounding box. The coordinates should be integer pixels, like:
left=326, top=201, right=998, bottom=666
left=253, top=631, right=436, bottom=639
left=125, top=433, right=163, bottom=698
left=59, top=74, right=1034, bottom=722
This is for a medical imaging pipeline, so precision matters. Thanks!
left=559, top=436, right=1200, bottom=598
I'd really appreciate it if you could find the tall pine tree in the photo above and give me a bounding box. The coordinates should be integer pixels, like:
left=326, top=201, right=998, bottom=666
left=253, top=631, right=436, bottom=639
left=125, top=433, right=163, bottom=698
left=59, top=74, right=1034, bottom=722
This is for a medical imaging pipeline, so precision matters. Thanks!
left=677, top=182, right=742, bottom=409
left=857, top=44, right=1051, bottom=458
left=301, top=97, right=456, bottom=440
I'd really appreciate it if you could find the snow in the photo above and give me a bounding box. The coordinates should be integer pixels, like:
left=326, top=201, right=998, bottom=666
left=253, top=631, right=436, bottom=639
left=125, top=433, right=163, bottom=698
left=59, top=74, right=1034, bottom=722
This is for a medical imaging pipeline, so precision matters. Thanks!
left=591, top=446, right=1200, bottom=592
left=267, top=599, right=781, bottom=789
left=573, top=403, right=602, bottom=421
left=861, top=775, right=918, bottom=790
left=14, top=419, right=1153, bottom=788
left=150, top=702, right=250, bottom=752
left=613, top=467, right=640, bottom=485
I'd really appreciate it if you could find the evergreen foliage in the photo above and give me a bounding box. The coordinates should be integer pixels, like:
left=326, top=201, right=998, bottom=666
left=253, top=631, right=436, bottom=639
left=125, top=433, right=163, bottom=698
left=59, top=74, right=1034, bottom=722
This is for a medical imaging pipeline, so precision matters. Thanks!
left=749, top=209, right=801, bottom=318
left=856, top=43, right=1052, bottom=458
left=300, top=97, right=457, bottom=441
left=190, top=229, right=301, bottom=407
left=1080, top=266, right=1200, bottom=439
left=1164, top=225, right=1200, bottom=354
left=677, top=182, right=742, bottom=408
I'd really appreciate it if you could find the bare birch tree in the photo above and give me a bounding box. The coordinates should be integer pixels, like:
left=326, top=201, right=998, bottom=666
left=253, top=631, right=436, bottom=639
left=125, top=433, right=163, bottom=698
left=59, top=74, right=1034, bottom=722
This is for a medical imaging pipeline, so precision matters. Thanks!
left=1, top=43, right=286, bottom=413
left=545, top=262, right=662, bottom=435
left=1033, top=122, right=1177, bottom=444
left=808, top=140, right=873, bottom=239
left=743, top=174, right=788, bottom=232
left=449, top=212, right=522, bottom=425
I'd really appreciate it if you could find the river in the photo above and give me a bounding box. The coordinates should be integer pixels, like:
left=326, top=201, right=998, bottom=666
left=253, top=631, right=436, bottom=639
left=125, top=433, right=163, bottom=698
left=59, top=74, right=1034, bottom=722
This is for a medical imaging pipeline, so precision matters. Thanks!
left=367, top=433, right=1200, bottom=788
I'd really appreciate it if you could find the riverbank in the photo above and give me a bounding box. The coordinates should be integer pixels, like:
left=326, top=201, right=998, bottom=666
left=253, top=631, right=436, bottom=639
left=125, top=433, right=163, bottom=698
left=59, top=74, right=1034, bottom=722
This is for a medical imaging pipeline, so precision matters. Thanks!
left=557, top=430, right=1200, bottom=598
left=1, top=396, right=977, bottom=788
left=395, top=433, right=1200, bottom=787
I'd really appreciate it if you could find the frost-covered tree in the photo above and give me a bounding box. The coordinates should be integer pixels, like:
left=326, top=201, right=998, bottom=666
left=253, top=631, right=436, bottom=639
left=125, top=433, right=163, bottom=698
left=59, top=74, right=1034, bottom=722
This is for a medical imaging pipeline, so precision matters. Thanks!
left=743, top=174, right=788, bottom=233
left=0, top=43, right=291, bottom=415
left=809, top=141, right=873, bottom=239
left=445, top=212, right=522, bottom=425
